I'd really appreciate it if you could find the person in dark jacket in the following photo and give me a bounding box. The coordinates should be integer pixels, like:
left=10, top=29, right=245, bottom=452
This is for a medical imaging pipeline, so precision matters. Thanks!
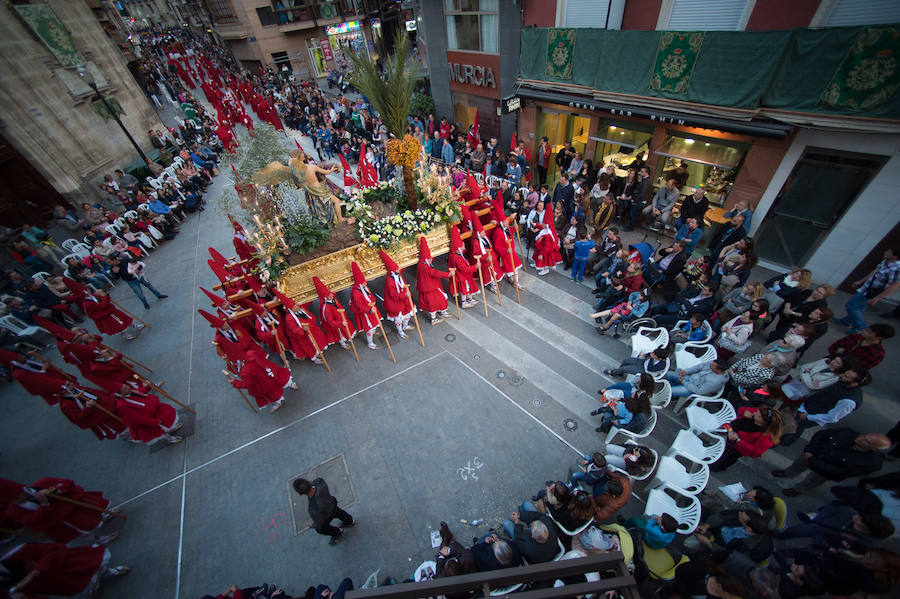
left=293, top=477, right=355, bottom=545
left=644, top=240, right=688, bottom=297
left=708, top=213, right=746, bottom=264
left=625, top=166, right=652, bottom=231
left=470, top=532, right=520, bottom=571
left=502, top=509, right=559, bottom=564
left=434, top=521, right=478, bottom=597
left=675, top=186, right=709, bottom=228
left=552, top=174, right=575, bottom=221
left=772, top=429, right=890, bottom=497
left=649, top=281, right=719, bottom=325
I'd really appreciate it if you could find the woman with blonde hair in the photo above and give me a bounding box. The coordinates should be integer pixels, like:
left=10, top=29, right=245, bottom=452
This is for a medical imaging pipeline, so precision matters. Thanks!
left=716, top=282, right=764, bottom=327
left=762, top=268, right=812, bottom=312
left=710, top=405, right=782, bottom=471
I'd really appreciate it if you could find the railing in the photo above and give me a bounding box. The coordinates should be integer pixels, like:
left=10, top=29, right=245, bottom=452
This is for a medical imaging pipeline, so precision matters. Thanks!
left=344, top=552, right=638, bottom=599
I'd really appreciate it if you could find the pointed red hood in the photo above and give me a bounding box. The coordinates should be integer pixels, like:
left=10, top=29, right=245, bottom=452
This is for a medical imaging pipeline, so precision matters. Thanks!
left=313, top=276, right=332, bottom=299
left=273, top=289, right=297, bottom=311
left=418, top=236, right=432, bottom=262
left=351, top=261, right=367, bottom=286
left=32, top=316, right=75, bottom=341
left=379, top=249, right=400, bottom=273
left=450, top=225, right=464, bottom=253
left=200, top=286, right=227, bottom=307
left=198, top=309, right=226, bottom=329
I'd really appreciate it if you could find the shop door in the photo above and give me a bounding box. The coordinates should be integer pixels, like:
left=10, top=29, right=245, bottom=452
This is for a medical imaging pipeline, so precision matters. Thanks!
left=537, top=111, right=590, bottom=190
left=0, top=132, right=67, bottom=227
left=754, top=148, right=886, bottom=267
left=308, top=45, right=326, bottom=77
left=840, top=222, right=900, bottom=293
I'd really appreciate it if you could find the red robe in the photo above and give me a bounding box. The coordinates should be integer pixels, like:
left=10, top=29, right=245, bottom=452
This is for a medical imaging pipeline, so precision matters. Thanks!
left=318, top=299, right=355, bottom=345
left=5, top=477, right=107, bottom=543
left=349, top=285, right=381, bottom=331
left=10, top=364, right=70, bottom=405
left=88, top=354, right=135, bottom=393
left=4, top=542, right=106, bottom=596
left=280, top=306, right=328, bottom=357
left=470, top=233, right=503, bottom=284
left=416, top=261, right=450, bottom=312
left=215, top=327, right=255, bottom=363
left=58, top=388, right=125, bottom=440
left=231, top=355, right=291, bottom=407
left=58, top=340, right=101, bottom=379
left=251, top=314, right=280, bottom=350
left=535, top=228, right=563, bottom=268
left=448, top=250, right=479, bottom=295
left=233, top=231, right=255, bottom=262
left=82, top=294, right=132, bottom=335
left=492, top=223, right=523, bottom=276
left=382, top=272, right=415, bottom=320
left=115, top=388, right=177, bottom=443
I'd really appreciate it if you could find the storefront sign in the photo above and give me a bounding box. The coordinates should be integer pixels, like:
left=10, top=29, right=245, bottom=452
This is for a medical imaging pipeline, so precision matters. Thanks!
left=406, top=20, right=417, bottom=31
left=447, top=51, right=500, bottom=99
left=449, top=63, right=496, bottom=88
left=502, top=96, right=521, bottom=114
left=567, top=101, right=687, bottom=126
left=319, top=39, right=334, bottom=61
left=326, top=21, right=360, bottom=35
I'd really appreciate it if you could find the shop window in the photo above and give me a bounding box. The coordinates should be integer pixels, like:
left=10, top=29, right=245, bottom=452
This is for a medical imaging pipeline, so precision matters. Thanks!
left=591, top=123, right=653, bottom=177
left=755, top=149, right=886, bottom=267
left=445, top=0, right=498, bottom=53
left=256, top=6, right=280, bottom=26
left=653, top=132, right=747, bottom=206
left=536, top=110, right=590, bottom=190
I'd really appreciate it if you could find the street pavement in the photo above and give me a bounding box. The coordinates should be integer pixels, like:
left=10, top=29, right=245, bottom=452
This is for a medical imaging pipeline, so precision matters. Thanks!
left=1, top=99, right=898, bottom=599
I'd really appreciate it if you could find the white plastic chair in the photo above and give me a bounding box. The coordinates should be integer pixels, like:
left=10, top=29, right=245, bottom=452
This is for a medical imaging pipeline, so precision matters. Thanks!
left=673, top=387, right=724, bottom=414
left=651, top=357, right=670, bottom=382
left=649, top=455, right=710, bottom=495
left=674, top=342, right=716, bottom=370
left=138, top=203, right=149, bottom=211
left=70, top=243, right=92, bottom=259
left=605, top=408, right=657, bottom=445
left=644, top=483, right=702, bottom=534
left=31, top=271, right=51, bottom=282
left=60, top=253, right=81, bottom=269
left=490, top=583, right=523, bottom=596
left=548, top=513, right=594, bottom=537
left=61, top=239, right=81, bottom=253
left=138, top=232, right=156, bottom=250
left=147, top=177, right=163, bottom=190
left=0, top=315, right=52, bottom=346
left=666, top=429, right=726, bottom=465
left=124, top=210, right=139, bottom=220
left=672, top=320, right=713, bottom=344
left=520, top=538, right=566, bottom=565
left=105, top=224, right=121, bottom=236
left=147, top=225, right=164, bottom=241
left=685, top=397, right=737, bottom=434
left=630, top=326, right=669, bottom=358
left=608, top=441, right=659, bottom=481
left=649, top=380, right=672, bottom=410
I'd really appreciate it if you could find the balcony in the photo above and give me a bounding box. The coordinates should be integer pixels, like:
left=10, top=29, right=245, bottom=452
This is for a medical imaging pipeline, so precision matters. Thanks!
left=214, top=23, right=249, bottom=40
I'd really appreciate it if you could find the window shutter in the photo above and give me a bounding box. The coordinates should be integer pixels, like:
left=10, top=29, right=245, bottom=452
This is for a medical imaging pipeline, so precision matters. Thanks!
left=666, top=0, right=749, bottom=31
left=826, top=0, right=900, bottom=26
left=564, top=0, right=610, bottom=28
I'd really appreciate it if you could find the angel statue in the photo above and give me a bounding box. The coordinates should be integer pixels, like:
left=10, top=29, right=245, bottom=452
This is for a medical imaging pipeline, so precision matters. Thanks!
left=289, top=149, right=343, bottom=226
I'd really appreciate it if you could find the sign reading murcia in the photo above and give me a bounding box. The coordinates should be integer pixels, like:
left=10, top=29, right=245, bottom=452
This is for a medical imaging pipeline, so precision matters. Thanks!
left=448, top=63, right=496, bottom=88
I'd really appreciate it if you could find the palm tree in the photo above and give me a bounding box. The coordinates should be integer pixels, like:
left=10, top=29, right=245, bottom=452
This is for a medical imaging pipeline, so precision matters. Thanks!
left=349, top=30, right=419, bottom=209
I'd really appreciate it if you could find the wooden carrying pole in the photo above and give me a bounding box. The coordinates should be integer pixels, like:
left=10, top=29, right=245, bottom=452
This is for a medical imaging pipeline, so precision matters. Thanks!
left=475, top=255, right=489, bottom=318
left=372, top=306, right=396, bottom=364
left=487, top=262, right=503, bottom=307
left=221, top=370, right=259, bottom=413
left=98, top=343, right=153, bottom=373
left=512, top=221, right=527, bottom=273
left=70, top=389, right=124, bottom=425
left=449, top=268, right=461, bottom=320
left=337, top=308, right=360, bottom=362
left=301, top=323, right=331, bottom=372
left=405, top=287, right=425, bottom=347
left=111, top=298, right=151, bottom=329
left=507, top=248, right=521, bottom=304
left=49, top=491, right=126, bottom=520
left=130, top=373, right=196, bottom=415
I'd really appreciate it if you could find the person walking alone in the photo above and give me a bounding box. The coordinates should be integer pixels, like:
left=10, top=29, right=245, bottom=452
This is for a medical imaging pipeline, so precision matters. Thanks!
left=293, top=477, right=355, bottom=545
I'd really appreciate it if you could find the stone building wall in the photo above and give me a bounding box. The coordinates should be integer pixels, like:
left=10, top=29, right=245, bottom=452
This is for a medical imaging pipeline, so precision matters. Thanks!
left=0, top=0, right=165, bottom=208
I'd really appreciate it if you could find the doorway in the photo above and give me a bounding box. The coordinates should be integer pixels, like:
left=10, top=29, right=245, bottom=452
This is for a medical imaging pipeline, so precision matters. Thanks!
left=754, top=148, right=887, bottom=268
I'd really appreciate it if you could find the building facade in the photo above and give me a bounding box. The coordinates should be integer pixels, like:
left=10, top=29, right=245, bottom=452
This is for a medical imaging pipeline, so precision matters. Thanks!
left=417, top=0, right=520, bottom=146
left=205, top=0, right=403, bottom=78
left=513, top=0, right=900, bottom=291
left=0, top=0, right=165, bottom=224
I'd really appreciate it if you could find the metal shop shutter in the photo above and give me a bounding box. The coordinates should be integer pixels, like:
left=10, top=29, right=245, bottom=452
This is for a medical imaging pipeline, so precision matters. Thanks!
left=825, top=0, right=900, bottom=26
left=564, top=0, right=611, bottom=28
left=665, top=0, right=749, bottom=31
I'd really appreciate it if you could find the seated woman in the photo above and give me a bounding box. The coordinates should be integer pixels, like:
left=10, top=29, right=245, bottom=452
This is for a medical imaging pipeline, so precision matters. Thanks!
left=766, top=284, right=835, bottom=342
left=590, top=386, right=652, bottom=434
left=547, top=490, right=595, bottom=532
left=568, top=453, right=608, bottom=492
left=715, top=310, right=760, bottom=360
left=433, top=521, right=478, bottom=597
left=592, top=288, right=651, bottom=338
left=604, top=349, right=670, bottom=379
left=709, top=405, right=782, bottom=472
left=687, top=510, right=773, bottom=565
left=604, top=444, right=655, bottom=477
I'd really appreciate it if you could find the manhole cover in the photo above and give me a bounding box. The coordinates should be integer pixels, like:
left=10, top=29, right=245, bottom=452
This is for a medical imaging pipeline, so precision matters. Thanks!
left=444, top=333, right=456, bottom=342
left=563, top=419, right=578, bottom=431
left=473, top=353, right=480, bottom=360
left=509, top=374, right=525, bottom=387
left=533, top=398, right=542, bottom=407
left=496, top=370, right=506, bottom=379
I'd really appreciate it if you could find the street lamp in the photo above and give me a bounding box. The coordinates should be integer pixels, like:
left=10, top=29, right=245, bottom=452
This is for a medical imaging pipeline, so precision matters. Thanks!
left=76, top=64, right=150, bottom=169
